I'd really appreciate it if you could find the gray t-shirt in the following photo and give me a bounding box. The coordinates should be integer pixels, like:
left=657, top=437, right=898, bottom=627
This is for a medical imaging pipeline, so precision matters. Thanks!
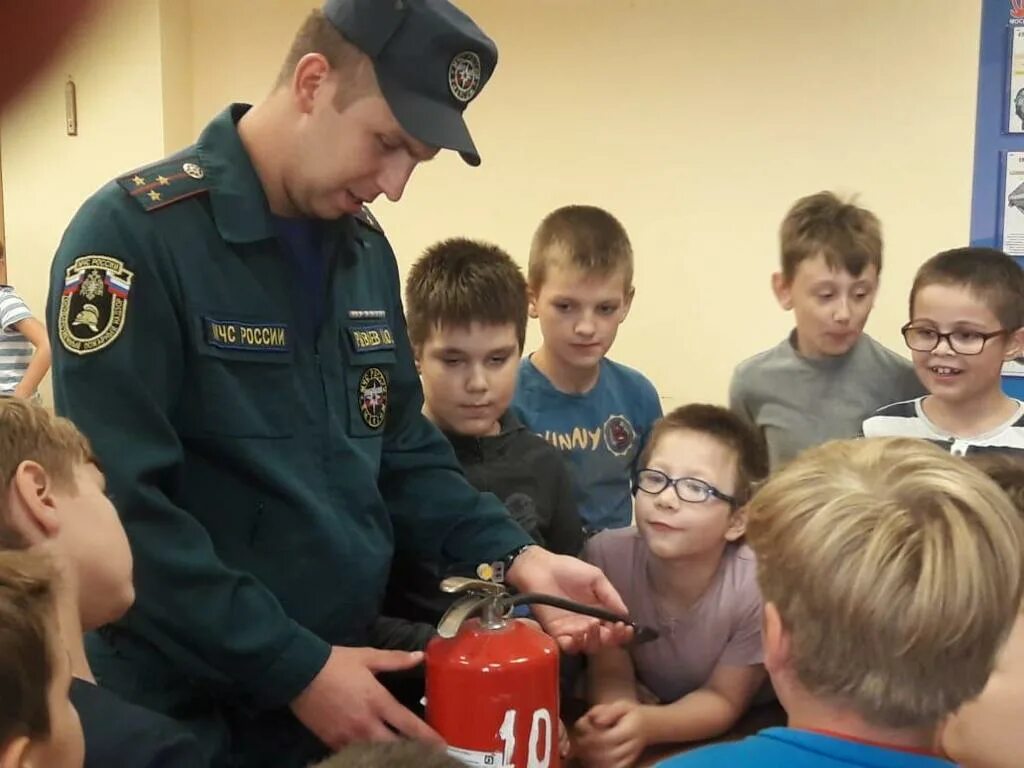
left=584, top=528, right=763, bottom=704
left=729, top=331, right=923, bottom=469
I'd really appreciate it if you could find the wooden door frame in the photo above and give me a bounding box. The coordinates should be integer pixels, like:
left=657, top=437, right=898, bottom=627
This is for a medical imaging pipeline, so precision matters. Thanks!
left=0, top=134, right=6, bottom=283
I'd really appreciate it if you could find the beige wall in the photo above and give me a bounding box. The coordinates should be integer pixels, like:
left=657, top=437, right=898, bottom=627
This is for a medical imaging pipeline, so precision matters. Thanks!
left=160, top=0, right=195, bottom=154
left=188, top=0, right=982, bottom=406
left=1, top=0, right=983, bottom=406
left=0, top=0, right=168, bottom=399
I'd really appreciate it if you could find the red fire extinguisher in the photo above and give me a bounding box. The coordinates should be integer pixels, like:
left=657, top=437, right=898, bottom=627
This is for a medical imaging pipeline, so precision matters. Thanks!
left=425, top=575, right=657, bottom=768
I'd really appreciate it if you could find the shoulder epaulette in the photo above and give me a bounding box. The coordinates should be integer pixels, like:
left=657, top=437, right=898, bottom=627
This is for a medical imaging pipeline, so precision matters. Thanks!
left=353, top=205, right=384, bottom=235
left=117, top=156, right=209, bottom=212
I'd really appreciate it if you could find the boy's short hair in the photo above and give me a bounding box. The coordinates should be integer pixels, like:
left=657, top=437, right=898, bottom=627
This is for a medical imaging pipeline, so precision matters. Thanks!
left=0, top=400, right=92, bottom=547
left=314, top=741, right=466, bottom=768
left=967, top=452, right=1024, bottom=518
left=779, top=191, right=882, bottom=283
left=638, top=404, right=769, bottom=508
left=747, top=437, right=1024, bottom=728
left=0, top=550, right=58, bottom=748
left=910, top=247, right=1024, bottom=331
left=405, top=237, right=528, bottom=351
left=528, top=205, right=633, bottom=291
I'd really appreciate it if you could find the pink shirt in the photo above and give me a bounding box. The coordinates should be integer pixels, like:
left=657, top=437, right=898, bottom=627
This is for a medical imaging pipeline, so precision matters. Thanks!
left=584, top=528, right=764, bottom=703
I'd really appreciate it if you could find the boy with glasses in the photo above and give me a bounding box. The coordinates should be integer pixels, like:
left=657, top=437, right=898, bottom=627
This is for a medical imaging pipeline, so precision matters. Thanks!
left=863, top=247, right=1024, bottom=455
left=575, top=405, right=770, bottom=767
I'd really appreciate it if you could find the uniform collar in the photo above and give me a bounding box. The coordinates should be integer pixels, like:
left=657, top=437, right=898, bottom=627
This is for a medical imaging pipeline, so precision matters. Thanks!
left=195, top=103, right=277, bottom=244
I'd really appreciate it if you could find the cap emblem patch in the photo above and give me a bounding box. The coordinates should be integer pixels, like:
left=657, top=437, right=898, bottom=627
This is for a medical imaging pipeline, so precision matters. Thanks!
left=448, top=51, right=482, bottom=103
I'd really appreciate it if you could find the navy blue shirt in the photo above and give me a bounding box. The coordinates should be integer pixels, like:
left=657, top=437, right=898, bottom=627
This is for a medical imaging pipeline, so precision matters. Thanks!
left=272, top=216, right=326, bottom=338
left=72, top=678, right=206, bottom=767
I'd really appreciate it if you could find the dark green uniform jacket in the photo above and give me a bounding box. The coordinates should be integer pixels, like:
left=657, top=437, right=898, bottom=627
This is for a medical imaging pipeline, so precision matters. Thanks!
left=47, top=104, right=530, bottom=767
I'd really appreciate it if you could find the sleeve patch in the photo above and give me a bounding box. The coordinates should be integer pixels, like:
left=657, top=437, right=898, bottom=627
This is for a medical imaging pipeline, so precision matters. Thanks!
left=58, top=255, right=134, bottom=355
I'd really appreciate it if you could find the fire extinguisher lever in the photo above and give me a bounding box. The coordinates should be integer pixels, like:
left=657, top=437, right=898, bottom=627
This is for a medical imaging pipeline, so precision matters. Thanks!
left=438, top=576, right=506, bottom=597
left=508, top=593, right=661, bottom=644
left=436, top=577, right=514, bottom=638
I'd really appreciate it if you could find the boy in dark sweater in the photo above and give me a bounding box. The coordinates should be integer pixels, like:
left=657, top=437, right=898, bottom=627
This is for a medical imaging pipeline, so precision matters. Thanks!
left=379, top=238, right=584, bottom=650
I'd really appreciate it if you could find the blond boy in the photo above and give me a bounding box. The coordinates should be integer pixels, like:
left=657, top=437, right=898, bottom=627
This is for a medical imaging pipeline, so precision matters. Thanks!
left=514, top=205, right=662, bottom=532
left=0, top=550, right=84, bottom=768
left=0, top=400, right=203, bottom=767
left=659, top=437, right=1024, bottom=767
left=730, top=192, right=921, bottom=468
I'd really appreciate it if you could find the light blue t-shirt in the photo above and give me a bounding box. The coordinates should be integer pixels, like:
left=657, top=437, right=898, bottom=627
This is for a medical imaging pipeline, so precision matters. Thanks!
left=656, top=728, right=954, bottom=768
left=513, top=356, right=661, bottom=531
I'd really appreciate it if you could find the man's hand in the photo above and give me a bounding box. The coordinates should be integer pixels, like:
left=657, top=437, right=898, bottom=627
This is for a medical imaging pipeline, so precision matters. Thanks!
left=574, top=700, right=648, bottom=768
left=290, top=646, right=443, bottom=750
left=506, top=546, right=633, bottom=653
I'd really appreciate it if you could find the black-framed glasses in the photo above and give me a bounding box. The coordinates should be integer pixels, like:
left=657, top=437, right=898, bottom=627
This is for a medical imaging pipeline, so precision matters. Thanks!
left=901, top=323, right=1010, bottom=356
left=634, top=468, right=737, bottom=507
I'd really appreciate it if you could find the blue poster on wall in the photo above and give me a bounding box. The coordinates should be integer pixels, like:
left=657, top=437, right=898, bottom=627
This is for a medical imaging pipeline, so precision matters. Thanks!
left=971, top=0, right=1024, bottom=394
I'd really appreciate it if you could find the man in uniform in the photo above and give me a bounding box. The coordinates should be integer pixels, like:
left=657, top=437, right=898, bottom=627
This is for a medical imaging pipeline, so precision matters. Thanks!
left=46, top=1, right=629, bottom=766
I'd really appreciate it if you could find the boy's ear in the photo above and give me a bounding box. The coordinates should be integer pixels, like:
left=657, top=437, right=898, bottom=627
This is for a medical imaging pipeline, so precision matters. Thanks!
left=771, top=272, right=793, bottom=310
left=724, top=504, right=747, bottom=542
left=412, top=344, right=423, bottom=374
left=527, top=286, right=540, bottom=319
left=621, top=286, right=636, bottom=320
left=1003, top=327, right=1024, bottom=361
left=0, top=736, right=30, bottom=768
left=7, top=461, right=62, bottom=543
left=762, top=602, right=791, bottom=677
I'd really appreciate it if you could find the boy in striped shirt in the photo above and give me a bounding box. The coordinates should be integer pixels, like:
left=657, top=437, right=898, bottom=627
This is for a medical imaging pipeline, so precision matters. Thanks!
left=0, top=245, right=50, bottom=399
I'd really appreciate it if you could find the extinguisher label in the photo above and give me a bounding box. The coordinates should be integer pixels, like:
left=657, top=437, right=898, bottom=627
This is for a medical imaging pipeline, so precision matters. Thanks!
left=446, top=746, right=507, bottom=767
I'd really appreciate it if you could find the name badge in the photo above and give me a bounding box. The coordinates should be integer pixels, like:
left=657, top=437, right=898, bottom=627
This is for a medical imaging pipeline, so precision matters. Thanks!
left=347, top=324, right=395, bottom=353
left=203, top=317, right=289, bottom=352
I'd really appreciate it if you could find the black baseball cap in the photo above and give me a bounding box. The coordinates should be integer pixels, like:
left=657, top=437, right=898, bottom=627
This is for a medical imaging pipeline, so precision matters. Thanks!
left=322, top=0, right=497, bottom=166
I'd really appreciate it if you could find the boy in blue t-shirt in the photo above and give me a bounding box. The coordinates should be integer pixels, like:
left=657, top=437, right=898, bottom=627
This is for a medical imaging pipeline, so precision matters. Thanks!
left=658, top=438, right=1023, bottom=768
left=514, top=205, right=661, bottom=533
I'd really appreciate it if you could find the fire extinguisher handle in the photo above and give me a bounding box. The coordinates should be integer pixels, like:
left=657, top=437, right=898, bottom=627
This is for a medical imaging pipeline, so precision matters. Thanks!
left=507, top=593, right=660, bottom=644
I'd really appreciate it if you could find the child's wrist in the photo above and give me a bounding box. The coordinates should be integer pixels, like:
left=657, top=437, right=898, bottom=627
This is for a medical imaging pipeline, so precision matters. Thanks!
left=633, top=703, right=653, bottom=743
left=639, top=703, right=673, bottom=747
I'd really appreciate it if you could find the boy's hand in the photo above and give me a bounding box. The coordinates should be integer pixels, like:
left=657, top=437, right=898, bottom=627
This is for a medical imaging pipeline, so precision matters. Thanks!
left=559, top=718, right=572, bottom=759
left=574, top=700, right=648, bottom=768
left=290, top=646, right=443, bottom=750
left=506, top=547, right=633, bottom=653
